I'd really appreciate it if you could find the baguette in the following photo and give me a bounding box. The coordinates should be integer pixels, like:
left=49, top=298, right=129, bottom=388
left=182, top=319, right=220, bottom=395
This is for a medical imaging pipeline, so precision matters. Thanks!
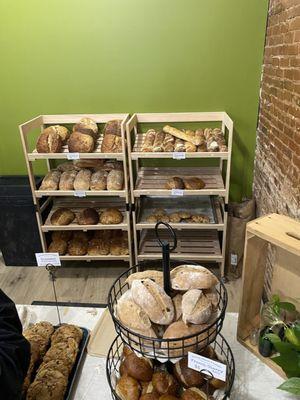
left=163, top=125, right=201, bottom=146
left=141, top=129, right=156, bottom=152
left=40, top=170, right=61, bottom=190
left=162, top=133, right=175, bottom=152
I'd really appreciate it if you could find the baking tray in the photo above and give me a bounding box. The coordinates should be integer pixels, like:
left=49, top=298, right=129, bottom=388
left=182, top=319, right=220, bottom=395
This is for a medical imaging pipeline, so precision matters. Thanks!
left=138, top=195, right=216, bottom=224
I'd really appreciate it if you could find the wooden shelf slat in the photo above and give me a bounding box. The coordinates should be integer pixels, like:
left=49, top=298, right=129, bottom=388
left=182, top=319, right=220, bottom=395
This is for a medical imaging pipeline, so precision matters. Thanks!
left=35, top=190, right=126, bottom=198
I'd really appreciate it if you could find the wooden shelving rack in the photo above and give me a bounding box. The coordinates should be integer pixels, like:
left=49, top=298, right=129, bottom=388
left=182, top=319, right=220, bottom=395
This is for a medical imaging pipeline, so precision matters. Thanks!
left=20, top=114, right=133, bottom=265
left=126, top=112, right=233, bottom=276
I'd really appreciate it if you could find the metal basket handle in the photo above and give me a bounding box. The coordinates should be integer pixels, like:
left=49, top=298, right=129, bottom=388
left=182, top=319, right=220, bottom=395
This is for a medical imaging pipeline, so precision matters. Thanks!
left=155, top=222, right=177, bottom=296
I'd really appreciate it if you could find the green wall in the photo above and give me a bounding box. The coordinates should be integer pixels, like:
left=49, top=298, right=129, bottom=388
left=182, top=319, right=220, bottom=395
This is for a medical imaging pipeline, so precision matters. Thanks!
left=0, top=0, right=268, bottom=200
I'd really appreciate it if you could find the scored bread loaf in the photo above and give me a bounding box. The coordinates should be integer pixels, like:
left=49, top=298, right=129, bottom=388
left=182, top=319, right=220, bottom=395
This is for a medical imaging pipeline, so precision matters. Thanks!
left=183, top=177, right=205, bottom=190
left=162, top=133, right=175, bottom=152
left=103, top=120, right=122, bottom=136
left=48, top=240, right=67, bottom=255
left=184, top=141, right=197, bottom=152
left=131, top=279, right=174, bottom=325
left=101, top=134, right=122, bottom=153
left=40, top=170, right=61, bottom=190
left=163, top=125, right=201, bottom=146
left=141, top=129, right=156, bottom=152
left=182, top=289, right=212, bottom=324
left=90, top=170, right=107, bottom=190
left=36, top=131, right=62, bottom=153
left=43, top=125, right=70, bottom=144
left=51, top=231, right=72, bottom=242
left=173, top=293, right=183, bottom=321
left=152, top=131, right=165, bottom=152
left=87, top=238, right=110, bottom=255
left=125, top=270, right=163, bottom=287
left=100, top=208, right=123, bottom=224
left=107, top=170, right=124, bottom=190
left=73, top=159, right=104, bottom=169
left=50, top=208, right=75, bottom=226
left=77, top=208, right=99, bottom=225
left=68, top=239, right=88, bottom=255
left=171, top=265, right=218, bottom=290
left=59, top=170, right=77, bottom=190
left=73, top=169, right=92, bottom=190
left=174, top=138, right=185, bottom=152
left=165, top=177, right=185, bottom=189
left=73, top=118, right=98, bottom=140
left=68, top=131, right=95, bottom=153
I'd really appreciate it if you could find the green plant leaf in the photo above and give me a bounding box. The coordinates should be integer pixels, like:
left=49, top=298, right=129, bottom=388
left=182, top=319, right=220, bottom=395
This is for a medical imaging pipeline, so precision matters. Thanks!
left=272, top=294, right=280, bottom=303
left=278, top=377, right=300, bottom=395
left=265, top=333, right=281, bottom=345
left=285, top=327, right=300, bottom=348
left=272, top=353, right=300, bottom=378
left=279, top=302, right=296, bottom=312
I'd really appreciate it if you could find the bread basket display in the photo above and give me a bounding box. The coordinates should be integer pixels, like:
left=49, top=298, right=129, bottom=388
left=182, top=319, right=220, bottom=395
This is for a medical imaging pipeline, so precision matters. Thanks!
left=106, top=222, right=235, bottom=399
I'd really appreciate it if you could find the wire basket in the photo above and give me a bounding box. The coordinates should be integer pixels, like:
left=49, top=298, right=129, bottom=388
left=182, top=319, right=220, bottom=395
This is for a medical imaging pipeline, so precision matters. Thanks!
left=106, top=333, right=235, bottom=400
left=107, top=259, right=228, bottom=360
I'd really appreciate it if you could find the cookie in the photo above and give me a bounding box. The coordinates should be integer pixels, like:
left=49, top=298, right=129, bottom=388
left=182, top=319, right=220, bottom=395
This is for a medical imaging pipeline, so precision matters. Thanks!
left=23, top=333, right=49, bottom=358
left=36, top=359, right=70, bottom=378
left=51, top=324, right=83, bottom=345
left=27, top=369, right=67, bottom=400
left=44, top=338, right=78, bottom=369
left=23, top=321, right=54, bottom=340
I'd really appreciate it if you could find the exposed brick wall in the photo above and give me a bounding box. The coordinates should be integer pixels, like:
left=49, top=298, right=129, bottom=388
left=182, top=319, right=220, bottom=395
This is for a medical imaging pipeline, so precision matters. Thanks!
left=253, top=0, right=300, bottom=219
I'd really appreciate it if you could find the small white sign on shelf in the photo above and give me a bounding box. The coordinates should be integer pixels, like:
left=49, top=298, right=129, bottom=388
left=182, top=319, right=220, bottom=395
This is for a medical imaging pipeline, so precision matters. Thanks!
left=74, top=190, right=86, bottom=197
left=35, top=253, right=61, bottom=267
left=171, top=189, right=184, bottom=196
left=67, top=152, right=80, bottom=160
left=188, top=352, right=227, bottom=382
left=172, top=152, right=186, bottom=160
left=231, top=253, right=238, bottom=266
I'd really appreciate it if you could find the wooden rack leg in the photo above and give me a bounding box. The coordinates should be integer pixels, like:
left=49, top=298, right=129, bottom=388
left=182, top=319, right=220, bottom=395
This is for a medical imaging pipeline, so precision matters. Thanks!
left=220, top=209, right=228, bottom=277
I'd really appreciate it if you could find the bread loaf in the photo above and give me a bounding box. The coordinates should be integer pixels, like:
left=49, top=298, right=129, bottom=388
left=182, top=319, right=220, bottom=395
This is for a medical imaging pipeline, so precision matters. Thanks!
left=90, top=170, right=107, bottom=190
left=142, top=129, right=156, bottom=152
left=197, top=143, right=207, bottom=152
left=40, top=170, right=61, bottom=190
left=171, top=265, right=218, bottom=290
left=87, top=238, right=110, bottom=255
left=181, top=387, right=208, bottom=400
left=100, top=208, right=123, bottom=224
left=72, top=231, right=90, bottom=242
left=182, top=289, right=212, bottom=324
left=73, top=169, right=92, bottom=190
left=163, top=125, right=201, bottom=146
left=116, top=290, right=152, bottom=331
left=57, top=161, right=78, bottom=172
left=103, top=160, right=123, bottom=171
left=73, top=159, right=104, bottom=169
left=107, top=170, right=124, bottom=190
left=73, top=117, right=98, bottom=140
left=110, top=235, right=129, bottom=255
left=173, top=357, right=205, bottom=388
left=43, top=125, right=70, bottom=144
left=183, top=177, right=205, bottom=190
left=173, top=294, right=183, bottom=321
left=116, top=375, right=140, bottom=400
left=48, top=240, right=67, bottom=255
left=50, top=208, right=75, bottom=226
left=162, top=133, right=175, bottom=152
left=77, top=208, right=99, bottom=225
left=101, top=134, right=122, bottom=153
left=174, top=138, right=185, bottom=152
left=68, top=239, right=88, bottom=255
left=184, top=141, right=197, bottom=152
left=68, top=131, right=95, bottom=153
left=125, top=270, right=163, bottom=287
left=165, top=177, right=185, bottom=190
left=51, top=231, right=72, bottom=242
left=59, top=170, right=77, bottom=190
left=153, top=131, right=165, bottom=152
left=131, top=279, right=174, bottom=325
left=152, top=371, right=179, bottom=396
left=36, top=131, right=62, bottom=153
left=122, top=352, right=153, bottom=381
left=103, top=120, right=122, bottom=136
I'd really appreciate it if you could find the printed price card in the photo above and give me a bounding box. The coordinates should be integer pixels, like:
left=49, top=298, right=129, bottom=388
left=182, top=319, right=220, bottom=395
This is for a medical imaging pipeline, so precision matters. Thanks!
left=35, top=253, right=61, bottom=267
left=231, top=253, right=238, bottom=266
left=171, top=189, right=184, bottom=196
left=74, top=190, right=86, bottom=197
left=172, top=152, right=186, bottom=160
left=188, top=352, right=227, bottom=381
left=67, top=152, right=80, bottom=160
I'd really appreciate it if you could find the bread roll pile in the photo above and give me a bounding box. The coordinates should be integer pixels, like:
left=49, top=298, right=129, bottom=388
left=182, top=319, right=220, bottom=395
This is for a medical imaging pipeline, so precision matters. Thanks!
left=116, top=345, right=226, bottom=400
left=141, top=126, right=227, bottom=153
left=116, top=265, right=219, bottom=357
left=36, top=118, right=124, bottom=154
left=39, top=160, right=124, bottom=191
left=48, top=230, right=129, bottom=256
left=22, top=322, right=83, bottom=400
left=146, top=208, right=210, bottom=224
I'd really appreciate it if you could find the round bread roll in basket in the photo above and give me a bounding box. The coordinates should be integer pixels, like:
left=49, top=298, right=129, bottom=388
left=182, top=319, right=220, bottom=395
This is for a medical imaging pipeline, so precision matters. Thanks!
left=107, top=222, right=228, bottom=362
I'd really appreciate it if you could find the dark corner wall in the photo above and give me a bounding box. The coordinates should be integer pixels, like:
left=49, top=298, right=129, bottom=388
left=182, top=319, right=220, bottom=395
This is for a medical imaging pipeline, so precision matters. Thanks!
left=0, top=0, right=268, bottom=201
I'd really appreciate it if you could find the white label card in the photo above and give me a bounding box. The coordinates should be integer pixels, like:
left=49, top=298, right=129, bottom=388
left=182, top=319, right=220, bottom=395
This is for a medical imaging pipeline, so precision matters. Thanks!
left=188, top=352, right=227, bottom=381
left=35, top=253, right=61, bottom=267
left=171, top=189, right=184, bottom=196
left=231, top=253, right=238, bottom=266
left=74, top=190, right=86, bottom=197
left=67, top=152, right=80, bottom=160
left=172, top=152, right=186, bottom=160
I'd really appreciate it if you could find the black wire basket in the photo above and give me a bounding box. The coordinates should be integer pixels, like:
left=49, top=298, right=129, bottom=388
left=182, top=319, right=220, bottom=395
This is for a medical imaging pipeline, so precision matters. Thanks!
left=106, top=333, right=235, bottom=400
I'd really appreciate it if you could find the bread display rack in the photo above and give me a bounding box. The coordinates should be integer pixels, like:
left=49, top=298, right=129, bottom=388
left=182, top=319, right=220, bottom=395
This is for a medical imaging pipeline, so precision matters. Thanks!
left=126, top=112, right=233, bottom=276
left=20, top=114, right=133, bottom=265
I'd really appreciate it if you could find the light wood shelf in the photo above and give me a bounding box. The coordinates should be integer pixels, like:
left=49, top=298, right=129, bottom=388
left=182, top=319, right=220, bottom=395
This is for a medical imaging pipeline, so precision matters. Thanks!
left=35, top=190, right=127, bottom=198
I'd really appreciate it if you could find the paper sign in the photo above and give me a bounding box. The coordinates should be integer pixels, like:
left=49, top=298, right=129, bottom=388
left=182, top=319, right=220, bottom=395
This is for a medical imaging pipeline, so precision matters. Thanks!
left=172, top=152, right=186, bottom=160
left=171, top=189, right=184, bottom=196
left=231, top=253, right=238, bottom=266
left=188, top=352, right=227, bottom=381
left=35, top=253, right=61, bottom=267
left=67, top=152, right=80, bottom=160
left=74, top=190, right=86, bottom=197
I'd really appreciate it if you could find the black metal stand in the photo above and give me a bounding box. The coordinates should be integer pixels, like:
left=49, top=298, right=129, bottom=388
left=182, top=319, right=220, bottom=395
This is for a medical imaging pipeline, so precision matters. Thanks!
left=45, top=263, right=62, bottom=325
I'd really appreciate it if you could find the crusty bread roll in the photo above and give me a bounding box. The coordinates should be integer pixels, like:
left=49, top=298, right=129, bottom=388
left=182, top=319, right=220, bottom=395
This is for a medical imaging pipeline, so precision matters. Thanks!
left=59, top=170, right=77, bottom=191
left=116, top=290, right=152, bottom=331
left=110, top=235, right=129, bottom=255
left=165, top=177, right=185, bottom=190
left=73, top=117, right=98, bottom=140
left=141, top=129, right=156, bottom=152
left=163, top=125, right=201, bottom=146
left=122, top=352, right=153, bottom=381
left=100, top=208, right=123, bottom=224
left=203, top=288, right=219, bottom=309
left=197, top=143, right=208, bottom=152
left=67, top=239, right=88, bottom=255
left=48, top=240, right=67, bottom=255
left=36, top=131, right=62, bottom=153
left=131, top=279, right=174, bottom=325
left=77, top=208, right=99, bottom=225
left=68, top=131, right=95, bottom=153
left=183, top=177, right=205, bottom=190
left=125, top=270, right=163, bottom=287
left=90, top=170, right=107, bottom=190
left=153, top=131, right=165, bottom=152
left=162, top=133, right=175, bottom=152
left=73, top=169, right=92, bottom=190
left=184, top=141, right=197, bottom=152
left=171, top=265, right=218, bottom=290
left=152, top=371, right=179, bottom=396
left=173, top=293, right=183, bottom=321
left=116, top=375, right=140, bottom=400
left=87, top=238, right=110, bottom=255
left=50, top=208, right=75, bottom=226
left=174, top=138, right=185, bottom=152
left=182, top=289, right=212, bottom=324
left=181, top=387, right=208, bottom=400
left=173, top=357, right=205, bottom=388
left=103, top=120, right=122, bottom=136
left=101, top=134, right=122, bottom=153
left=43, top=125, right=70, bottom=144
left=40, top=170, right=61, bottom=190
left=107, top=170, right=124, bottom=190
